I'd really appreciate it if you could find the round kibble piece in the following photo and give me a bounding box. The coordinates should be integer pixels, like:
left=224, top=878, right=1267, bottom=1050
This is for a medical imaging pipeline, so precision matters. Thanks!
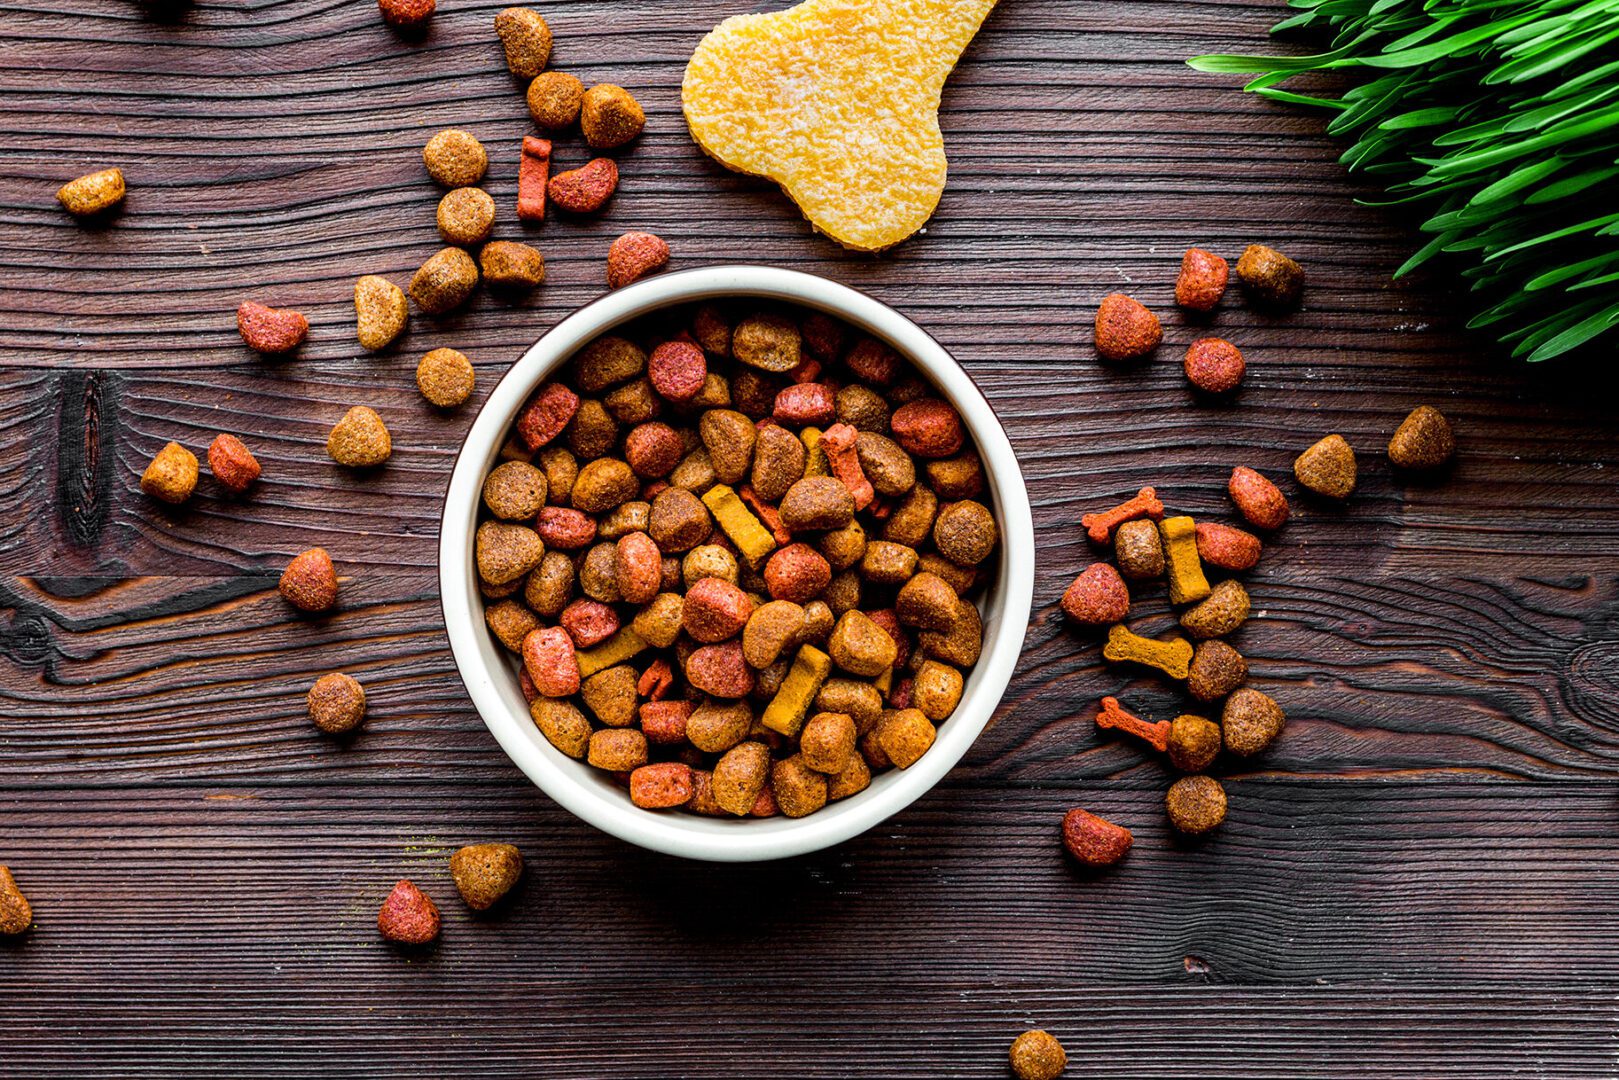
left=410, top=247, right=479, bottom=315
left=423, top=130, right=487, bottom=187
left=713, top=741, right=771, bottom=816
left=57, top=167, right=126, bottom=217
left=437, top=187, right=495, bottom=246
left=732, top=313, right=801, bottom=373
left=532, top=698, right=590, bottom=756
left=486, top=599, right=539, bottom=652
left=307, top=672, right=366, bottom=734
left=876, top=708, right=936, bottom=768
left=1167, top=714, right=1221, bottom=772
left=1388, top=405, right=1455, bottom=470
left=889, top=399, right=964, bottom=459
left=1176, top=247, right=1229, bottom=311
left=449, top=843, right=522, bottom=910
left=1010, top=1030, right=1067, bottom=1080
left=1167, top=774, right=1228, bottom=834
left=1094, top=293, right=1161, bottom=361
left=933, top=499, right=996, bottom=566
left=476, top=521, right=545, bottom=585
left=327, top=406, right=392, bottom=467
left=587, top=728, right=647, bottom=772
left=527, top=72, right=585, bottom=130
left=480, top=241, right=545, bottom=289
left=798, top=711, right=856, bottom=775
left=1114, top=518, right=1164, bottom=580
left=1187, top=639, right=1248, bottom=702
left=1184, top=337, right=1245, bottom=394
left=280, top=548, right=338, bottom=612
left=580, top=84, right=645, bottom=149
left=140, top=442, right=198, bottom=505
left=779, top=476, right=854, bottom=531
left=417, top=347, right=476, bottom=407
left=771, top=755, right=829, bottom=817
left=1295, top=434, right=1357, bottom=498
left=1223, top=687, right=1285, bottom=756
left=494, top=7, right=552, bottom=77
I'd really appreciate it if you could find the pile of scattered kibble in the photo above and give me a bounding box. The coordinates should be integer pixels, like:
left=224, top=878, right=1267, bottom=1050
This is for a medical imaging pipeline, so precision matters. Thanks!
left=1056, top=244, right=1458, bottom=866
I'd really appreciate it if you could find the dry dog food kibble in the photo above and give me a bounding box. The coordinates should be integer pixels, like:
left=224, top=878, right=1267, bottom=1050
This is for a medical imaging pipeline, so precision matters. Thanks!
left=1166, top=774, right=1227, bottom=834
left=607, top=232, right=670, bottom=289
left=1009, top=1029, right=1068, bottom=1080
left=474, top=301, right=998, bottom=820
left=1187, top=639, right=1247, bottom=702
left=1236, top=243, right=1304, bottom=308
left=1295, top=434, right=1357, bottom=498
left=328, top=406, right=392, bottom=467
left=1228, top=466, right=1289, bottom=530
left=1061, top=563, right=1129, bottom=625
left=377, top=879, right=440, bottom=944
left=517, top=136, right=552, bottom=222
left=57, top=168, right=125, bottom=216
left=1095, top=695, right=1170, bottom=752
left=208, top=434, right=261, bottom=493
left=1113, top=518, right=1164, bottom=580
left=449, top=843, right=523, bottom=909
left=494, top=7, right=552, bottom=77
left=0, top=866, right=32, bottom=936
left=411, top=247, right=479, bottom=314
left=1175, top=247, right=1228, bottom=311
left=141, top=441, right=198, bottom=505
left=307, top=672, right=366, bottom=734
left=423, top=129, right=488, bottom=187
left=528, top=71, right=585, bottom=130
left=1082, top=486, right=1164, bottom=545
left=1179, top=578, right=1250, bottom=639
left=280, top=548, right=338, bottom=612
left=1184, top=337, right=1245, bottom=394
left=1103, top=625, right=1193, bottom=680
left=1061, top=808, right=1131, bottom=868
left=1167, top=714, right=1221, bottom=773
left=549, top=158, right=618, bottom=214
left=581, top=84, right=645, bottom=149
left=355, top=275, right=408, bottom=351
left=480, top=241, right=545, bottom=289
left=237, top=300, right=308, bottom=354
left=1194, top=521, right=1261, bottom=571
left=437, top=187, right=496, bottom=246
left=1159, top=515, right=1211, bottom=605
left=379, top=0, right=433, bottom=27
left=1388, top=405, right=1455, bottom=469
left=417, top=347, right=476, bottom=408
left=1094, top=293, right=1162, bottom=361
left=1222, top=687, right=1285, bottom=756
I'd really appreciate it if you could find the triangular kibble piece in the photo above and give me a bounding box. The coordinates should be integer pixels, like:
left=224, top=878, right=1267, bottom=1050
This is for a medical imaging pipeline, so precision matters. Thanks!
left=682, top=0, right=997, bottom=252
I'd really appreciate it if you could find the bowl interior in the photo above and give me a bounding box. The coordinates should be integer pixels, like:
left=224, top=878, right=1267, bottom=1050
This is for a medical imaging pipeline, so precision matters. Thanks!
left=439, top=266, right=1035, bottom=861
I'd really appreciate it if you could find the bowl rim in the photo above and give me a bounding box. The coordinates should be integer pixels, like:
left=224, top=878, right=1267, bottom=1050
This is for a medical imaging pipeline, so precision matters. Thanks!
left=439, top=265, right=1034, bottom=862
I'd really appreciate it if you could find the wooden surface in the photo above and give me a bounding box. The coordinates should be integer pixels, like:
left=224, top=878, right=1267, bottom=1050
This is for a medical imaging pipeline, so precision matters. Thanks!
left=3, top=0, right=1618, bottom=1074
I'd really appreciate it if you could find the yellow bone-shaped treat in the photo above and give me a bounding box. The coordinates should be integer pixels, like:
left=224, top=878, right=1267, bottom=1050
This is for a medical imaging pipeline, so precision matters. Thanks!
left=1102, top=625, right=1193, bottom=681
left=682, top=0, right=998, bottom=252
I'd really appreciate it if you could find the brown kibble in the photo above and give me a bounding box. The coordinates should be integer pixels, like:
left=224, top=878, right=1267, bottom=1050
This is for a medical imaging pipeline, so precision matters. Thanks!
left=837, top=385, right=890, bottom=433
left=411, top=247, right=479, bottom=315
left=417, top=347, right=476, bottom=408
left=548, top=158, right=618, bottom=214
left=933, top=499, right=996, bottom=566
left=918, top=598, right=982, bottom=667
left=377, top=880, right=439, bottom=945
left=732, top=313, right=802, bottom=373
left=1113, top=519, right=1164, bottom=580
left=423, top=129, right=487, bottom=187
left=607, top=232, right=669, bottom=289
left=876, top=708, right=935, bottom=768
left=531, top=697, right=591, bottom=757
left=1179, top=579, right=1251, bottom=640
left=57, top=167, right=125, bottom=216
left=911, top=660, right=963, bottom=721
left=354, top=275, right=408, bottom=351
left=1166, top=714, right=1221, bottom=772
left=450, top=843, right=522, bottom=909
left=485, top=598, right=540, bottom=653
left=798, top=711, right=856, bottom=774
left=742, top=600, right=804, bottom=669
left=527, top=71, right=585, bottom=130
left=687, top=700, right=754, bottom=754
left=1388, top=405, right=1455, bottom=470
left=1228, top=466, right=1289, bottom=530
left=0, top=866, right=32, bottom=936
left=280, top=548, right=338, bottom=612
left=1184, top=337, right=1245, bottom=394
left=476, top=520, right=545, bottom=585
left=327, top=406, right=392, bottom=468
left=779, top=476, right=855, bottom=532
left=1060, top=563, right=1129, bottom=625
left=771, top=754, right=829, bottom=817
left=207, top=434, right=261, bottom=494
left=1094, top=292, right=1162, bottom=361
left=588, top=727, right=648, bottom=772
left=140, top=441, right=198, bottom=504
left=1223, top=687, right=1285, bottom=756
left=896, top=572, right=959, bottom=632
left=827, top=610, right=898, bottom=677
left=1060, top=809, right=1131, bottom=869
left=1194, top=521, right=1261, bottom=571
left=1166, top=774, right=1227, bottom=834
left=307, top=672, right=366, bottom=734
left=649, top=487, right=713, bottom=552
left=437, top=187, right=496, bottom=246
left=378, top=0, right=433, bottom=27
left=1187, top=639, right=1248, bottom=703
left=480, top=241, right=545, bottom=290
left=1176, top=247, right=1228, bottom=311
left=495, top=7, right=552, bottom=77
left=580, top=84, right=645, bottom=149
left=826, top=753, right=872, bottom=800
left=573, top=335, right=647, bottom=394
left=1295, top=434, right=1357, bottom=498
left=712, top=741, right=772, bottom=815
left=858, top=540, right=917, bottom=585
left=924, top=453, right=984, bottom=500
left=1236, top=243, right=1304, bottom=308
left=236, top=300, right=308, bottom=354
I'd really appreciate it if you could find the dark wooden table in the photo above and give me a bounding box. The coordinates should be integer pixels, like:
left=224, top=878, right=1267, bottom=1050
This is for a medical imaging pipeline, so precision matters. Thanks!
left=4, top=0, right=1618, bottom=1074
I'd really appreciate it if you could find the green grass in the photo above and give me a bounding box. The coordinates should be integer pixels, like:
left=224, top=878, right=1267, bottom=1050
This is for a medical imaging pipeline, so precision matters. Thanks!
left=1191, top=0, right=1619, bottom=361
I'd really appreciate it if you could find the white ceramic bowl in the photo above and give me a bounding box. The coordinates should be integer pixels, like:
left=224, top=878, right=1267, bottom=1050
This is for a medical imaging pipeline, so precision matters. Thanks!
left=439, top=266, right=1034, bottom=862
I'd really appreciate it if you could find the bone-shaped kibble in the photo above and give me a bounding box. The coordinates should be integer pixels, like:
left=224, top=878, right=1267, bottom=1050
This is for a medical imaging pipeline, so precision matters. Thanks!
left=1102, top=624, right=1193, bottom=681
left=682, top=0, right=998, bottom=252
left=1095, top=696, right=1170, bottom=753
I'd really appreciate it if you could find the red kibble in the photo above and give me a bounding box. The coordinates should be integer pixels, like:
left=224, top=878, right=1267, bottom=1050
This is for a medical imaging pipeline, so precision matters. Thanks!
left=1060, top=563, right=1129, bottom=625
left=636, top=657, right=674, bottom=701
left=1080, top=486, right=1164, bottom=545
left=377, top=879, right=440, bottom=944
left=1175, top=248, right=1229, bottom=311
left=889, top=399, right=964, bottom=459
left=639, top=701, right=694, bottom=746
left=819, top=422, right=874, bottom=510
left=378, top=0, right=434, bottom=26
left=1095, top=695, right=1169, bottom=752
left=683, top=577, right=755, bottom=643
left=1093, top=293, right=1162, bottom=361
left=535, top=506, right=597, bottom=549
left=236, top=300, right=308, bottom=354
left=516, top=382, right=580, bottom=450
left=630, top=762, right=695, bottom=808
left=559, top=598, right=620, bottom=648
left=522, top=626, right=580, bottom=698
left=648, top=340, right=708, bottom=404
left=773, top=383, right=836, bottom=426
left=606, top=231, right=670, bottom=289
left=548, top=158, right=618, bottom=214
left=207, top=433, right=261, bottom=493
left=1184, top=338, right=1245, bottom=394
left=764, top=543, right=832, bottom=604
left=279, top=548, right=338, bottom=612
left=1228, top=466, right=1289, bottom=530
left=1061, top=808, right=1133, bottom=867
left=1194, top=521, right=1261, bottom=571
left=517, top=136, right=551, bottom=223
left=625, top=422, right=683, bottom=478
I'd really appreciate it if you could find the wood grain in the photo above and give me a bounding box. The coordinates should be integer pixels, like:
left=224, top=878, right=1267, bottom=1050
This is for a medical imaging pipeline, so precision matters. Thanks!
left=2, top=0, right=1617, bottom=1073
